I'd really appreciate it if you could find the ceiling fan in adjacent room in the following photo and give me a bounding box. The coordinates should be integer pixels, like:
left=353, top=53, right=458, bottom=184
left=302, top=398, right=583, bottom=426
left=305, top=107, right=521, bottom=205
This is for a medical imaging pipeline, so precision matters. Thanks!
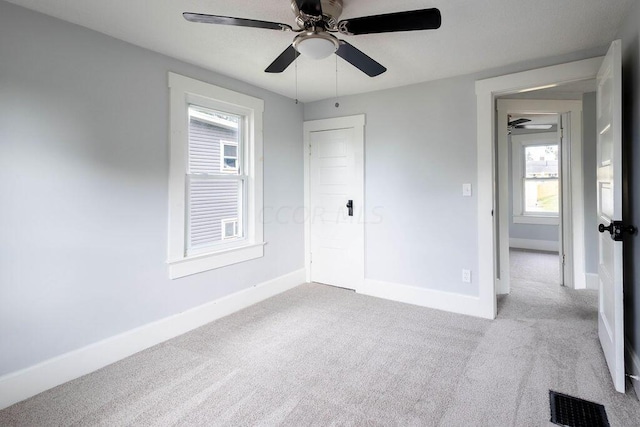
left=183, top=0, right=442, bottom=77
left=508, top=118, right=534, bottom=134
left=508, top=117, right=554, bottom=134
left=508, top=118, right=532, bottom=132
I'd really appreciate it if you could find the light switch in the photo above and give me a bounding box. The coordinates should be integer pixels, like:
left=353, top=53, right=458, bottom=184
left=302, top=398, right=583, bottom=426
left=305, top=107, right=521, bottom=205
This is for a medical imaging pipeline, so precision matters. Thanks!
left=462, top=183, right=472, bottom=197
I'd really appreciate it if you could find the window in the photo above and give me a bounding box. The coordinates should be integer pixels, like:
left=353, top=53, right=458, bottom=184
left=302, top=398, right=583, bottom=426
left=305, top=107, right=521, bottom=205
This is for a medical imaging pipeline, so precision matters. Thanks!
left=221, top=141, right=239, bottom=173
left=167, top=73, right=264, bottom=279
left=512, top=134, right=560, bottom=225
left=221, top=218, right=238, bottom=239
left=186, top=106, right=243, bottom=253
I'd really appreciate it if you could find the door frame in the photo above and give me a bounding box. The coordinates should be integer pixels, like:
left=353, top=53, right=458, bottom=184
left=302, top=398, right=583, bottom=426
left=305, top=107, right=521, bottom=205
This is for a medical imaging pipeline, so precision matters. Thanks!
left=496, top=99, right=583, bottom=295
left=475, top=57, right=603, bottom=318
left=303, top=114, right=366, bottom=288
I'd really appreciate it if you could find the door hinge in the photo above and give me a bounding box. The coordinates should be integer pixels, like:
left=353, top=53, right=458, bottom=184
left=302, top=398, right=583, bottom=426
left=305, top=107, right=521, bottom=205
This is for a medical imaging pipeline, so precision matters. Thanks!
left=560, top=127, right=564, bottom=139
left=310, top=252, right=312, bottom=264
left=309, top=144, right=312, bottom=156
left=562, top=254, right=566, bottom=265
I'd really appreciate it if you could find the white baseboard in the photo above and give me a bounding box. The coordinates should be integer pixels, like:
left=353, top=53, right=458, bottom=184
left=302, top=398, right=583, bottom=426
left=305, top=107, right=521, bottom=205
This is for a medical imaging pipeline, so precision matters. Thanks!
left=626, top=339, right=640, bottom=400
left=359, top=279, right=483, bottom=318
left=509, top=238, right=559, bottom=252
left=0, top=268, right=306, bottom=410
left=585, top=273, right=599, bottom=290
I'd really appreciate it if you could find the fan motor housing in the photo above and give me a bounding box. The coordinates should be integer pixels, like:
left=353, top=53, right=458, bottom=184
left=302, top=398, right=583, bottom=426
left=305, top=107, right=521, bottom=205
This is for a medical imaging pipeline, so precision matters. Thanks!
left=291, top=0, right=343, bottom=29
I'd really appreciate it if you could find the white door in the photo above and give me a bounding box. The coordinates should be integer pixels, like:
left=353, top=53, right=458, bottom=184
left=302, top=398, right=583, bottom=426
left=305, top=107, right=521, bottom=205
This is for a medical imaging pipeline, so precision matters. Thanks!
left=596, top=40, right=625, bottom=393
left=305, top=116, right=364, bottom=290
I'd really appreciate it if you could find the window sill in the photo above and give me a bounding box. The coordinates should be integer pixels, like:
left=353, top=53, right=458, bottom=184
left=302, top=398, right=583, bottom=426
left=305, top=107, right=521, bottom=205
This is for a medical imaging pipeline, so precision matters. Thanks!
left=513, top=215, right=559, bottom=226
left=168, top=242, right=265, bottom=279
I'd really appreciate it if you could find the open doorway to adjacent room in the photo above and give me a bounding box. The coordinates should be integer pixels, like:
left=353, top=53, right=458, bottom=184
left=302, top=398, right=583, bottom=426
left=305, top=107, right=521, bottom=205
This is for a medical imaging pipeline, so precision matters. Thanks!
left=506, top=112, right=563, bottom=295
left=506, top=113, right=564, bottom=300
left=493, top=79, right=598, bottom=313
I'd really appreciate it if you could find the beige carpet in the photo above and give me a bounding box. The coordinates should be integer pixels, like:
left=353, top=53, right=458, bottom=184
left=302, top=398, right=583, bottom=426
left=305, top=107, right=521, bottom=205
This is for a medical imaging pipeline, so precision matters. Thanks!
left=1, top=252, right=639, bottom=425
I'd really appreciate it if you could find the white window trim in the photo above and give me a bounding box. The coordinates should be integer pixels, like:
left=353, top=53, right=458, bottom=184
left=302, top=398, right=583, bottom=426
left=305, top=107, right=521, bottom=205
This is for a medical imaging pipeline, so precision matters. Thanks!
left=220, top=140, right=239, bottom=173
left=511, top=133, right=560, bottom=225
left=167, top=72, right=264, bottom=279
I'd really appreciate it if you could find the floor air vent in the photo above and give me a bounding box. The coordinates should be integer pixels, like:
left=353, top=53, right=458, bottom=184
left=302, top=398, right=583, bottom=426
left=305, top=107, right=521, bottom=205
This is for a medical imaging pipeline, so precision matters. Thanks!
left=549, top=390, right=610, bottom=427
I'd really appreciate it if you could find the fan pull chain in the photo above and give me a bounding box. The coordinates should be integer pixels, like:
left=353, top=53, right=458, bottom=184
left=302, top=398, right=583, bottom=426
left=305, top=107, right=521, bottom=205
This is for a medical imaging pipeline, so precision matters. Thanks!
left=295, top=57, right=299, bottom=105
left=335, top=55, right=340, bottom=108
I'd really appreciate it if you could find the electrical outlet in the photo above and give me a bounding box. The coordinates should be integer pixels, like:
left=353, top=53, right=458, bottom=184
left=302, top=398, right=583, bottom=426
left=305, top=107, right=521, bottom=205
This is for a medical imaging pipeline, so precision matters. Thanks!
left=462, top=269, right=471, bottom=283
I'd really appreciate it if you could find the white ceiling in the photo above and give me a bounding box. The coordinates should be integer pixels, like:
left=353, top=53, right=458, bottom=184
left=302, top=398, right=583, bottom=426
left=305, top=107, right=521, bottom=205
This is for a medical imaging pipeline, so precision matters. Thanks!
left=500, top=78, right=598, bottom=100
left=5, top=0, right=634, bottom=102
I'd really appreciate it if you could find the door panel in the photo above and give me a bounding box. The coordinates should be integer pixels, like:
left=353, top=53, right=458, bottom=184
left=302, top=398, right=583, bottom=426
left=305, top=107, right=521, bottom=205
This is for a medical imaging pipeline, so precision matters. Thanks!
left=309, top=126, right=364, bottom=290
left=596, top=39, right=625, bottom=393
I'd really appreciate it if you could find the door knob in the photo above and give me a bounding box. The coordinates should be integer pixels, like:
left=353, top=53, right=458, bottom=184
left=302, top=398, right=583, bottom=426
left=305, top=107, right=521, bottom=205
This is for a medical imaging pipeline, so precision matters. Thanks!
left=598, top=223, right=613, bottom=234
left=346, top=200, right=353, bottom=217
left=599, top=221, right=638, bottom=241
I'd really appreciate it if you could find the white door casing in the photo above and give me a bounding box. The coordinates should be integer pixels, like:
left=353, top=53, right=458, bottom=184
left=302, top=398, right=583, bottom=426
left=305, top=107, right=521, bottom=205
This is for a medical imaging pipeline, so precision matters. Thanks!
left=596, top=40, right=625, bottom=393
left=476, top=57, right=602, bottom=318
left=558, top=114, right=567, bottom=287
left=304, top=115, right=365, bottom=291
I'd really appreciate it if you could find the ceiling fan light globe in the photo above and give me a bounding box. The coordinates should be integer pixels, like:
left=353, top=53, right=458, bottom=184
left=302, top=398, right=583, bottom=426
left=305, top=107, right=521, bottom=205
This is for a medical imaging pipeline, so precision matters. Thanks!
left=296, top=37, right=338, bottom=59
left=523, top=124, right=553, bottom=130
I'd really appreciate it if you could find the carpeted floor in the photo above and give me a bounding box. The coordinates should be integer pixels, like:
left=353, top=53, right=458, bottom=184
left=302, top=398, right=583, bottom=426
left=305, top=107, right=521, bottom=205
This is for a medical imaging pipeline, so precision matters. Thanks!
left=1, top=251, right=639, bottom=426
left=509, top=248, right=560, bottom=286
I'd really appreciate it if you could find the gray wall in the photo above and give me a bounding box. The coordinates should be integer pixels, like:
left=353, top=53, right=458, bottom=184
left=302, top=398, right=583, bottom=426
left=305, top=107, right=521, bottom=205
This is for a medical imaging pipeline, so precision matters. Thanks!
left=617, top=0, right=640, bottom=375
left=304, top=47, right=608, bottom=298
left=0, top=2, right=304, bottom=376
left=308, top=77, right=480, bottom=295
left=582, top=92, right=598, bottom=274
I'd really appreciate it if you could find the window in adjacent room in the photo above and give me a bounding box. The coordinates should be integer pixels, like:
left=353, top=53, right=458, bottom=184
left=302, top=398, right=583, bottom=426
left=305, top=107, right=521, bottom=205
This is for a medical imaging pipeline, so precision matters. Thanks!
left=512, top=133, right=560, bottom=225
left=167, top=73, right=264, bottom=279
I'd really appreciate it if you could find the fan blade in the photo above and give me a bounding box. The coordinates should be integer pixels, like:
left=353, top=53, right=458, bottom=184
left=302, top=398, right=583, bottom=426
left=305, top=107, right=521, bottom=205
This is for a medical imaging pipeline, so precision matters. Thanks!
left=336, top=41, right=386, bottom=77
left=265, top=45, right=300, bottom=73
left=508, top=118, right=532, bottom=126
left=338, top=8, right=441, bottom=35
left=183, top=12, right=292, bottom=31
left=295, top=0, right=323, bottom=17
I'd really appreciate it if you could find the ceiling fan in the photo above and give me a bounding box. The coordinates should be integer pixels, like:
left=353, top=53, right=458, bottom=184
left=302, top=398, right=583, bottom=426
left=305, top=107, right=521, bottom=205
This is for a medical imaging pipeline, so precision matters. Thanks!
left=508, top=118, right=532, bottom=128
left=508, top=117, right=553, bottom=133
left=508, top=118, right=530, bottom=135
left=183, top=0, right=442, bottom=77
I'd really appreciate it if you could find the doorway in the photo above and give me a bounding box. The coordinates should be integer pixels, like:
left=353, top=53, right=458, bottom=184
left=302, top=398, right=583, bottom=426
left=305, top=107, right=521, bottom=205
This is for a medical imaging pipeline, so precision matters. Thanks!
left=475, top=57, right=602, bottom=319
left=495, top=100, right=584, bottom=300
left=475, top=51, right=628, bottom=394
left=502, top=111, right=564, bottom=301
left=508, top=113, right=562, bottom=265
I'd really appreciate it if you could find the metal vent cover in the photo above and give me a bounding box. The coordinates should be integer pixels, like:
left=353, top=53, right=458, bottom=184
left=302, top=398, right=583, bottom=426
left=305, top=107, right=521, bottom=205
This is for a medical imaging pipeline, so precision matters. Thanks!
left=549, top=390, right=610, bottom=427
